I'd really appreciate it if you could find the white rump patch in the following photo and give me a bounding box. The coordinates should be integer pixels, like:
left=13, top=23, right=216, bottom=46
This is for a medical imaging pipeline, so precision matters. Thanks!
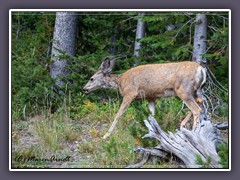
left=196, top=66, right=206, bottom=88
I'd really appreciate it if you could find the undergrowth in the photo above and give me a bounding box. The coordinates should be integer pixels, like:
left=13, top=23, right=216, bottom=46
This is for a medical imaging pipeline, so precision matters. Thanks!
left=11, top=91, right=228, bottom=168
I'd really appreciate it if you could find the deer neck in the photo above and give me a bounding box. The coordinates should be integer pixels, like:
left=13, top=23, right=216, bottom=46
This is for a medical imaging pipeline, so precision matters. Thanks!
left=104, top=74, right=121, bottom=90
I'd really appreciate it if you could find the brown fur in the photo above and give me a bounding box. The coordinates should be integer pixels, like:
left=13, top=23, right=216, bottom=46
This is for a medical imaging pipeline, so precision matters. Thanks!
left=118, top=62, right=201, bottom=100
left=83, top=58, right=206, bottom=139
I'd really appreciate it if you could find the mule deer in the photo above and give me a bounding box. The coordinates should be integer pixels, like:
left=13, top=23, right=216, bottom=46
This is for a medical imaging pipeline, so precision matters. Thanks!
left=83, top=57, right=206, bottom=139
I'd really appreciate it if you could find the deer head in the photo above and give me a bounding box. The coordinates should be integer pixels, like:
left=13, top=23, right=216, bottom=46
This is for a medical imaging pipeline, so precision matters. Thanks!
left=83, top=57, right=115, bottom=94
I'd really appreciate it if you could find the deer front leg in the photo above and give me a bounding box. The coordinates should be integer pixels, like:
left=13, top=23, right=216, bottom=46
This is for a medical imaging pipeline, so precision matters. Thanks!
left=103, top=94, right=136, bottom=139
left=148, top=100, right=156, bottom=116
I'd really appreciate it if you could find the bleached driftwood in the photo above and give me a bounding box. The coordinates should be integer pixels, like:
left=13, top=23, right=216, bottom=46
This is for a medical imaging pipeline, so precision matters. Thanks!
left=128, top=113, right=226, bottom=168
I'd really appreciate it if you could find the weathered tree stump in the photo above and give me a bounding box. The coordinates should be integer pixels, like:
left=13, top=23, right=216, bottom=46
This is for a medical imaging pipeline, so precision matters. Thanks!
left=127, top=112, right=227, bottom=168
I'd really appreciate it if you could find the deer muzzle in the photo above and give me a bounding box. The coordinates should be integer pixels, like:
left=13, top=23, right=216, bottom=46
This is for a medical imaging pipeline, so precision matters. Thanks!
left=83, top=88, right=89, bottom=94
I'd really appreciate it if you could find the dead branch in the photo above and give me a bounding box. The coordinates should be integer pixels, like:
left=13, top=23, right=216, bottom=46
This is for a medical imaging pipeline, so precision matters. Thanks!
left=126, top=153, right=150, bottom=168
left=201, top=66, right=228, bottom=118
left=127, top=114, right=226, bottom=168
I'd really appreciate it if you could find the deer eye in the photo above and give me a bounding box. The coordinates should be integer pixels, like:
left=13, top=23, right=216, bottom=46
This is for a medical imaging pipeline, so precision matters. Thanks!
left=90, top=78, right=94, bottom=81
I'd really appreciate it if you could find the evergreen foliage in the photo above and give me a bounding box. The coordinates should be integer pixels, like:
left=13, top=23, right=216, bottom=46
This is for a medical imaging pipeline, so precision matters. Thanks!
left=218, top=143, right=229, bottom=168
left=11, top=11, right=229, bottom=168
left=11, top=12, right=229, bottom=120
left=195, top=154, right=212, bottom=168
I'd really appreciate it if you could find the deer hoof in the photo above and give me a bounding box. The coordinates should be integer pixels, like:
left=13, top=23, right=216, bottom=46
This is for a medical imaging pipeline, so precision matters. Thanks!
left=179, top=123, right=184, bottom=129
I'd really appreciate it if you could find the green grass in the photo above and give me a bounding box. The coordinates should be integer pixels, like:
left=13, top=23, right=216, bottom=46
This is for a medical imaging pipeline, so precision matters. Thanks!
left=11, top=96, right=228, bottom=168
left=33, top=113, right=80, bottom=151
left=218, top=143, right=229, bottom=168
left=195, top=155, right=212, bottom=168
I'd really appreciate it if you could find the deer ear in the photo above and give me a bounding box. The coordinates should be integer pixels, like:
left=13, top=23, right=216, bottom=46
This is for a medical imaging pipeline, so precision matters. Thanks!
left=99, top=57, right=115, bottom=74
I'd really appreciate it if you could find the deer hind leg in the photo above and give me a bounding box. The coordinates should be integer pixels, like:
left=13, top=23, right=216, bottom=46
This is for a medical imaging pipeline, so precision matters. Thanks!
left=180, top=111, right=193, bottom=129
left=176, top=87, right=202, bottom=130
left=182, top=97, right=201, bottom=130
left=195, top=88, right=204, bottom=105
left=102, top=93, right=137, bottom=139
left=180, top=93, right=204, bottom=129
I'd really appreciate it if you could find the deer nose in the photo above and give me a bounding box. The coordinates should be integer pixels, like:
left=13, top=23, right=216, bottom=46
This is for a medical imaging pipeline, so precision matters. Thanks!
left=83, top=88, right=89, bottom=94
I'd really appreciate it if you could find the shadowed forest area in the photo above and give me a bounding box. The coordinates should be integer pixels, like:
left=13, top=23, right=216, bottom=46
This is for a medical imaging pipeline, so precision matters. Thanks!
left=11, top=11, right=229, bottom=169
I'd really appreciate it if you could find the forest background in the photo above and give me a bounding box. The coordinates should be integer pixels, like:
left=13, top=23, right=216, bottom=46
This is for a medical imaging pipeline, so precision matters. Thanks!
left=11, top=10, right=229, bottom=168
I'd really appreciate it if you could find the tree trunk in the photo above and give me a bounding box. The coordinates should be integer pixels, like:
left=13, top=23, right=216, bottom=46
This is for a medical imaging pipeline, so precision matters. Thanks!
left=50, top=12, right=77, bottom=88
left=133, top=13, right=146, bottom=66
left=109, top=34, right=117, bottom=55
left=193, top=14, right=207, bottom=64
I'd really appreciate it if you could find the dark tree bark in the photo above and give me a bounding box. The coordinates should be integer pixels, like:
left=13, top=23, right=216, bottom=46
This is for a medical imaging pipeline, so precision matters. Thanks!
left=193, top=14, right=207, bottom=64
left=109, top=28, right=118, bottom=55
left=50, top=12, right=78, bottom=88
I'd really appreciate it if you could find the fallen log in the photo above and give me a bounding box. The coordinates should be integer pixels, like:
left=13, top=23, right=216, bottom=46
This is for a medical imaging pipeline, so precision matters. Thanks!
left=128, top=113, right=226, bottom=168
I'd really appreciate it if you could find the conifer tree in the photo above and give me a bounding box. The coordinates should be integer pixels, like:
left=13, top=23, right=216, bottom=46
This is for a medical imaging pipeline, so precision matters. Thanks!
left=50, top=12, right=77, bottom=88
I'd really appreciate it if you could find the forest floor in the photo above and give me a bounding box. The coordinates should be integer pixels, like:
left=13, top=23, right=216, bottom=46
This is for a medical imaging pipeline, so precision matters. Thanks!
left=12, top=111, right=143, bottom=168
left=11, top=99, right=229, bottom=169
left=12, top=115, right=113, bottom=168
